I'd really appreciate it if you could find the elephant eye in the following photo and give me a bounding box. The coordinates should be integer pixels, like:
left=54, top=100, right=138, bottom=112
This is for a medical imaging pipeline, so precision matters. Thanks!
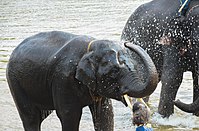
left=110, top=67, right=120, bottom=77
left=101, top=61, right=109, bottom=67
left=112, top=68, right=118, bottom=73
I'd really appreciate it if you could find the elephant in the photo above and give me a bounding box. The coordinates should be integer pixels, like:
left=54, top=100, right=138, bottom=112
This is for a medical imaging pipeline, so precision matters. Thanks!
left=121, top=0, right=199, bottom=117
left=6, top=31, right=158, bottom=131
left=174, top=14, right=199, bottom=113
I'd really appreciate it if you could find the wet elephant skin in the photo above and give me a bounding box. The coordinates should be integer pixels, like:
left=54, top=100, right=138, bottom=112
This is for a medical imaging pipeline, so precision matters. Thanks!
left=122, top=0, right=199, bottom=117
left=6, top=31, right=158, bottom=131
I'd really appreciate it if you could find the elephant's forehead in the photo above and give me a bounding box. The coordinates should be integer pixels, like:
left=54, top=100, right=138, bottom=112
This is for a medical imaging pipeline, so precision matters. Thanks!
left=103, top=44, right=125, bottom=53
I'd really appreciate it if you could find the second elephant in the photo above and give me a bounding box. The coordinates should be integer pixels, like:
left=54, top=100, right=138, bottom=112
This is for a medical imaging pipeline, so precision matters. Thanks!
left=122, top=0, right=199, bottom=117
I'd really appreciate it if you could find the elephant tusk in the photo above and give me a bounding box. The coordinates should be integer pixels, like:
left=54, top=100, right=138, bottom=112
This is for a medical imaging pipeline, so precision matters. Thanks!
left=137, top=98, right=150, bottom=112
left=124, top=94, right=150, bottom=111
left=124, top=94, right=133, bottom=109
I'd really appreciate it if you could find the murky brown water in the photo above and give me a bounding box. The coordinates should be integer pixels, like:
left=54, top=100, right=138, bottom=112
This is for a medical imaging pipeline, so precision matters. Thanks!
left=1, top=0, right=199, bottom=130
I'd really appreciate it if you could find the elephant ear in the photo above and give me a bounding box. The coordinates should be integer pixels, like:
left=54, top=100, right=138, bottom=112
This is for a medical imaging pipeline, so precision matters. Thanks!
left=75, top=52, right=96, bottom=91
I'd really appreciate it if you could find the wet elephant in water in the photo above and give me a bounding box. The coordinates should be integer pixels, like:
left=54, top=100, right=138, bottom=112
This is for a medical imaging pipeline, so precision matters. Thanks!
left=162, top=16, right=199, bottom=115
left=121, top=0, right=199, bottom=117
left=174, top=14, right=199, bottom=113
left=6, top=31, right=158, bottom=131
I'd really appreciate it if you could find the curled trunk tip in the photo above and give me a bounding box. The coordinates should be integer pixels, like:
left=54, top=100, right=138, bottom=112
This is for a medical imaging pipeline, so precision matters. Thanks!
left=124, top=42, right=159, bottom=98
left=174, top=99, right=199, bottom=113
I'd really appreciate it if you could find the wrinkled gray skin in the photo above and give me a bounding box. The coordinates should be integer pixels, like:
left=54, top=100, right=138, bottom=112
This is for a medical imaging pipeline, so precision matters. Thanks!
left=7, top=31, right=158, bottom=131
left=174, top=13, right=199, bottom=113
left=122, top=0, right=199, bottom=117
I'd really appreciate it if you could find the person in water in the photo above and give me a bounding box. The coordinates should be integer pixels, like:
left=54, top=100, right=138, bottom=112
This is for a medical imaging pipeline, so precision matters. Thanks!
left=132, top=102, right=153, bottom=131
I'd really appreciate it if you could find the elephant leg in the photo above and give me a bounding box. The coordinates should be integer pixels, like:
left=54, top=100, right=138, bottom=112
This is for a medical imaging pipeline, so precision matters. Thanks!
left=52, top=79, right=82, bottom=131
left=7, top=78, right=42, bottom=131
left=158, top=70, right=183, bottom=117
left=54, top=96, right=82, bottom=131
left=20, top=108, right=42, bottom=131
left=89, top=98, right=114, bottom=131
left=55, top=105, right=82, bottom=131
left=193, top=71, right=199, bottom=116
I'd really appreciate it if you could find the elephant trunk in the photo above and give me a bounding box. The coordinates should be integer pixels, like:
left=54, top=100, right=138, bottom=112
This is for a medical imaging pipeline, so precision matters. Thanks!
left=121, top=43, right=158, bottom=98
left=174, top=99, right=199, bottom=113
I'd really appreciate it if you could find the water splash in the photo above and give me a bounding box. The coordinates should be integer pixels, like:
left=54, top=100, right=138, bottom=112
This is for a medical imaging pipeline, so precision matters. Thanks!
left=151, top=112, right=199, bottom=129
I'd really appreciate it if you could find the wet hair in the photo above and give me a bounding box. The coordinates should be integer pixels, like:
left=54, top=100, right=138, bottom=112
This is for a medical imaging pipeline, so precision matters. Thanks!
left=132, top=102, right=150, bottom=126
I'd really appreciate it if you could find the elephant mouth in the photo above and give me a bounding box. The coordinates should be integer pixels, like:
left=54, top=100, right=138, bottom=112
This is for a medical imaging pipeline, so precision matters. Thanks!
left=123, top=94, right=150, bottom=110
left=100, top=83, right=131, bottom=107
left=97, top=84, right=130, bottom=107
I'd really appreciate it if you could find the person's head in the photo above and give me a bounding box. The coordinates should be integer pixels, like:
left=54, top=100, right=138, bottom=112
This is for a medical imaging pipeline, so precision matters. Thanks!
left=132, top=102, right=150, bottom=126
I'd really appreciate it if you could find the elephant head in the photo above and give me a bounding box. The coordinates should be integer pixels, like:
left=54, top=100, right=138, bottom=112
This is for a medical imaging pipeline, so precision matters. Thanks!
left=75, top=40, right=158, bottom=103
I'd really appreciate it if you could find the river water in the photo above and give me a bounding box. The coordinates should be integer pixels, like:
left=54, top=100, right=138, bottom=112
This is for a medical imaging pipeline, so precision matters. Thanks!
left=0, top=0, right=199, bottom=130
